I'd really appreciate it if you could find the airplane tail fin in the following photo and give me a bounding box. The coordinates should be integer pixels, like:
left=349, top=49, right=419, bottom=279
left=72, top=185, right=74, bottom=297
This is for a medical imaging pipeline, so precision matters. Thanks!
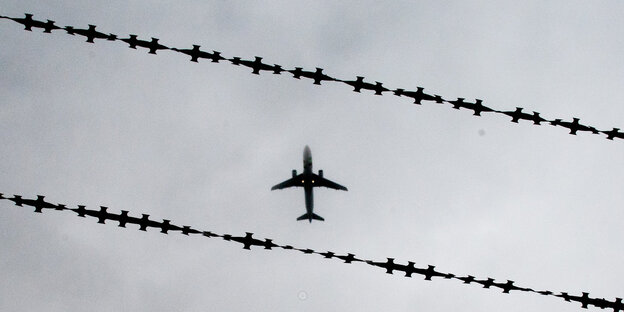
left=296, top=213, right=324, bottom=222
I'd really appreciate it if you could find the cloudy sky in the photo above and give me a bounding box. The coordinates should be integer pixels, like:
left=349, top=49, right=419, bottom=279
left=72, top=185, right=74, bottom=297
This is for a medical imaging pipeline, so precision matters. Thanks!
left=1, top=1, right=623, bottom=311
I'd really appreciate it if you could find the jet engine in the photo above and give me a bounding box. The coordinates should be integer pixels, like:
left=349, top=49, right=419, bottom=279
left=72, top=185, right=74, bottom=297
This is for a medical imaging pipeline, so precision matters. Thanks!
left=292, top=170, right=297, bottom=178
left=318, top=170, right=323, bottom=178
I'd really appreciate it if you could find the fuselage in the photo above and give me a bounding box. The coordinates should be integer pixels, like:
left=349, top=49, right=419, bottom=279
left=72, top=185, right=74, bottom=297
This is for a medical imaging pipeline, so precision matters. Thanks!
left=302, top=145, right=314, bottom=219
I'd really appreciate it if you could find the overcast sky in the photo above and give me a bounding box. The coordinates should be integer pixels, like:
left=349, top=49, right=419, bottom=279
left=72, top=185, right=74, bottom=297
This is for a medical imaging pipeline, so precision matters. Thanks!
left=1, top=1, right=623, bottom=311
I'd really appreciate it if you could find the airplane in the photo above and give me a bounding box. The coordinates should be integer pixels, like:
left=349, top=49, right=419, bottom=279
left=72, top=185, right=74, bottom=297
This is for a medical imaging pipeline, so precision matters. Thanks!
left=171, top=45, right=225, bottom=63
left=288, top=67, right=337, bottom=85
left=5, top=13, right=61, bottom=33
left=229, top=56, right=284, bottom=75
left=271, top=145, right=347, bottom=222
left=64, top=24, right=117, bottom=43
left=120, top=35, right=169, bottom=54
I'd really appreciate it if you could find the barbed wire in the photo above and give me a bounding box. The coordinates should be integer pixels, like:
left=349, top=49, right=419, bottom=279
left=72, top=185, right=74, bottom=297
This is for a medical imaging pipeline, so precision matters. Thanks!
left=1, top=192, right=621, bottom=311
left=1, top=13, right=622, bottom=141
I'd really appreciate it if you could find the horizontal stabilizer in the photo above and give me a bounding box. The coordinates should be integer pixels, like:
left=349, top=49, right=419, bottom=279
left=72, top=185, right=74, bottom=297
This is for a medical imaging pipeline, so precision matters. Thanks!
left=297, top=213, right=324, bottom=222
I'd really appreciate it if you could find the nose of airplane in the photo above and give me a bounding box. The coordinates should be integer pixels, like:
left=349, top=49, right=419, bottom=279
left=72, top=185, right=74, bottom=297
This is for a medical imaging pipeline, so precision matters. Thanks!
left=303, top=145, right=312, bottom=166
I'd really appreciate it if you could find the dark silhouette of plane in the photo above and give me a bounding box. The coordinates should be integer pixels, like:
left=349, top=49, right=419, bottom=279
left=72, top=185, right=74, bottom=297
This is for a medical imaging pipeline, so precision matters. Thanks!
left=9, top=195, right=59, bottom=213
left=64, top=25, right=117, bottom=43
left=603, top=128, right=624, bottom=140
left=229, top=56, right=284, bottom=75
left=550, top=118, right=600, bottom=135
left=341, top=76, right=389, bottom=95
left=6, top=14, right=61, bottom=33
left=271, top=145, right=347, bottom=222
left=501, top=107, right=546, bottom=125
left=447, top=98, right=494, bottom=116
left=393, top=87, right=444, bottom=104
left=171, top=45, right=225, bottom=63
left=288, top=67, right=337, bottom=85
left=120, top=35, right=169, bottom=54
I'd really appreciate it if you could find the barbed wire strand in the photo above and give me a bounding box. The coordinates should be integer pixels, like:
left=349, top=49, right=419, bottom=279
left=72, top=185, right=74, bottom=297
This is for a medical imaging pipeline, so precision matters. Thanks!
left=1, top=192, right=621, bottom=311
left=1, top=13, right=622, bottom=141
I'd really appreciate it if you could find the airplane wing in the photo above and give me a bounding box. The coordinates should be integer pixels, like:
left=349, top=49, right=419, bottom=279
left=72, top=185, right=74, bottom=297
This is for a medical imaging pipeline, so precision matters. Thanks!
left=270, top=175, right=303, bottom=190
left=313, top=174, right=348, bottom=191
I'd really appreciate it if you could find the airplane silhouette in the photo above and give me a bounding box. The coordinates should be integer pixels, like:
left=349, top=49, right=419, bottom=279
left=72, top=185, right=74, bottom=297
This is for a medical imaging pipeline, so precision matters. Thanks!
left=550, top=118, right=600, bottom=135
left=229, top=56, right=284, bottom=75
left=64, top=25, right=117, bottom=43
left=603, top=128, right=624, bottom=140
left=171, top=45, right=225, bottom=63
left=501, top=107, right=546, bottom=125
left=288, top=67, right=337, bottom=85
left=271, top=145, right=347, bottom=222
left=341, top=76, right=389, bottom=95
left=120, top=35, right=169, bottom=54
left=393, top=87, right=444, bottom=104
left=6, top=14, right=61, bottom=33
